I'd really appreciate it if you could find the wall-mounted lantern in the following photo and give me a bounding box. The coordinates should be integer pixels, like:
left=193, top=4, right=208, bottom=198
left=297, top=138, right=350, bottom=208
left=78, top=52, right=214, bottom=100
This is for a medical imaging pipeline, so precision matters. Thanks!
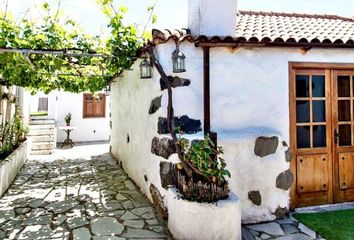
left=140, top=58, right=152, bottom=79
left=172, top=45, right=186, bottom=73
left=104, top=85, right=111, bottom=96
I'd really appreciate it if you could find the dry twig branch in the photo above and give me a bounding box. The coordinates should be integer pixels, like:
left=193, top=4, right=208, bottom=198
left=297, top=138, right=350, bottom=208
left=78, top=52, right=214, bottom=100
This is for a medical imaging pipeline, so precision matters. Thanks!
left=146, top=45, right=213, bottom=182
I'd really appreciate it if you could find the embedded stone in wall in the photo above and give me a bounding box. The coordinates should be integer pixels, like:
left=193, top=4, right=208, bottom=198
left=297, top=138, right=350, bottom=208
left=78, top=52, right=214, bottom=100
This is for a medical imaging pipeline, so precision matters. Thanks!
left=248, top=191, right=262, bottom=206
left=158, top=116, right=202, bottom=134
left=285, top=148, right=292, bottom=163
left=254, top=136, right=279, bottom=157
left=151, top=137, right=176, bottom=159
left=160, top=162, right=176, bottom=189
left=149, top=184, right=168, bottom=220
left=149, top=96, right=162, bottom=114
left=160, top=76, right=191, bottom=90
left=276, top=169, right=294, bottom=190
left=273, top=207, right=289, bottom=219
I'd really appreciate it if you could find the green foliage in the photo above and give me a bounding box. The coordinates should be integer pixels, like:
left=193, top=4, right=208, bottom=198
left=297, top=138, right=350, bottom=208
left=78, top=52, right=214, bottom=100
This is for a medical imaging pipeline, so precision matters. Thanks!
left=0, top=108, right=28, bottom=159
left=0, top=1, right=144, bottom=93
left=64, top=113, right=72, bottom=124
left=179, top=135, right=231, bottom=185
left=30, top=111, right=48, bottom=117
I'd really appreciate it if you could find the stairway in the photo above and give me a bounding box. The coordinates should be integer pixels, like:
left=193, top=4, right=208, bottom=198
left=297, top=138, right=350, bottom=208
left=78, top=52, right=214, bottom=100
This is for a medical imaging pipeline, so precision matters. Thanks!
left=28, top=117, right=56, bottom=155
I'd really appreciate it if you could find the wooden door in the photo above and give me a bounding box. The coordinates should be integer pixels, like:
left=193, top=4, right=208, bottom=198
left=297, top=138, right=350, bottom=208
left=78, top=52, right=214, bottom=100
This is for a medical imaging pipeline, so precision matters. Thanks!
left=290, top=69, right=333, bottom=208
left=332, top=70, right=354, bottom=203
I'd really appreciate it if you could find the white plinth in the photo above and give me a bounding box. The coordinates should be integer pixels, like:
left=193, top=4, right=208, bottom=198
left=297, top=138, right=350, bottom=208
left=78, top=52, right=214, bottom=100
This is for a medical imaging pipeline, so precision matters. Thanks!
left=167, top=189, right=241, bottom=240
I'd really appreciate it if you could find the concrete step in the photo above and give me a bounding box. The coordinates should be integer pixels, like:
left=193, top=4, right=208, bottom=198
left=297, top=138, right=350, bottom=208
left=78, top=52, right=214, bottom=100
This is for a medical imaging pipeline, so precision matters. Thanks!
left=29, top=119, right=56, bottom=125
left=29, top=124, right=56, bottom=130
left=31, top=135, right=55, bottom=143
left=28, top=129, right=55, bottom=136
left=31, top=150, right=54, bottom=155
left=31, top=142, right=55, bottom=151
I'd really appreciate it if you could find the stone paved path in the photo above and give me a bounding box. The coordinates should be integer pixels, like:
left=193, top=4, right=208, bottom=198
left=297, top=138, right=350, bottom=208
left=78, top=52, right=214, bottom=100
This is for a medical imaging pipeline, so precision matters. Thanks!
left=0, top=143, right=171, bottom=239
left=242, top=215, right=324, bottom=240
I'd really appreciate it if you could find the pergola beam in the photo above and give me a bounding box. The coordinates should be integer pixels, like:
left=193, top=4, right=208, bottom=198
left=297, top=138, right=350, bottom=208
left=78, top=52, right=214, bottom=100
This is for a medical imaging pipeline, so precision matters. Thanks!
left=0, top=47, right=108, bottom=58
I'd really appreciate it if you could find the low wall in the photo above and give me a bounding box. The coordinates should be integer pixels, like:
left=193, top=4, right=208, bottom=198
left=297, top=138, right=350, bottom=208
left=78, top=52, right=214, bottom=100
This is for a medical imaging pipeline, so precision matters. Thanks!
left=0, top=141, right=28, bottom=197
left=167, top=190, right=241, bottom=240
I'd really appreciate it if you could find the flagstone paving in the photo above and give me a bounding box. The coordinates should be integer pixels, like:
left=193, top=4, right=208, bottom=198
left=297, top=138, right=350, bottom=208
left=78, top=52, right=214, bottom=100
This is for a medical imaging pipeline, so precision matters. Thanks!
left=0, top=143, right=171, bottom=239
left=242, top=215, right=324, bottom=240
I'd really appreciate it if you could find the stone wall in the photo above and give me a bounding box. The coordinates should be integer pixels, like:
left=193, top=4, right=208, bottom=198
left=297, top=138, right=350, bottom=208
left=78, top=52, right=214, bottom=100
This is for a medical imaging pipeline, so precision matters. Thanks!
left=110, top=59, right=204, bottom=217
left=219, top=131, right=292, bottom=223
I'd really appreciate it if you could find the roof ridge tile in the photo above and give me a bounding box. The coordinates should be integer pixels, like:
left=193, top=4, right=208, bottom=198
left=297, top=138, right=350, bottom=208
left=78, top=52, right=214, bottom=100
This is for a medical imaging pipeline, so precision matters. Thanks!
left=238, top=10, right=354, bottom=23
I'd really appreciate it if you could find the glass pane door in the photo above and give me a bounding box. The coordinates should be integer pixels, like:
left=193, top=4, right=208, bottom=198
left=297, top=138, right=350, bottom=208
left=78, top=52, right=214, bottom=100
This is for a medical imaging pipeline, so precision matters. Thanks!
left=295, top=74, right=327, bottom=149
left=333, top=71, right=354, bottom=203
left=337, top=75, right=354, bottom=146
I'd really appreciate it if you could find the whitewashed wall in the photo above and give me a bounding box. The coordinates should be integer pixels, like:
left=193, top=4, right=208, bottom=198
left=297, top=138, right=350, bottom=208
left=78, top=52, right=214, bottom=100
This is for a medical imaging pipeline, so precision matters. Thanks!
left=55, top=91, right=110, bottom=143
left=110, top=61, right=167, bottom=200
left=110, top=41, right=354, bottom=223
left=28, top=91, right=110, bottom=143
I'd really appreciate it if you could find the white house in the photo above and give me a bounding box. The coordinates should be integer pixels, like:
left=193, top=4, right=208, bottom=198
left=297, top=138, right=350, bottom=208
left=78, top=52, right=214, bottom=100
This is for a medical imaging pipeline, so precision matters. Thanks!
left=27, top=90, right=110, bottom=154
left=110, top=0, right=354, bottom=224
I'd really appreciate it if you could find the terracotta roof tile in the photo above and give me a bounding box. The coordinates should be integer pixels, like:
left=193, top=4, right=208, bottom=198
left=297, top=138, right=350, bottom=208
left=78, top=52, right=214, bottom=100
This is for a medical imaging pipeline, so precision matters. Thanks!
left=236, top=11, right=354, bottom=44
left=151, top=11, right=354, bottom=47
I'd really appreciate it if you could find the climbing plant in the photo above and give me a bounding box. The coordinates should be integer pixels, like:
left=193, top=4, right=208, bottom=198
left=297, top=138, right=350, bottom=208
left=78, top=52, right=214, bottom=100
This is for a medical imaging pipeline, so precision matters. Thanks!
left=0, top=0, right=157, bottom=93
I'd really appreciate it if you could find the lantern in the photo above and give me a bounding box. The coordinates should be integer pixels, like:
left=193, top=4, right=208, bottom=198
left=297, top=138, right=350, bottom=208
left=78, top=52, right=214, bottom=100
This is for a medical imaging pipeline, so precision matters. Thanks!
left=104, top=85, right=111, bottom=96
left=172, top=47, right=186, bottom=73
left=140, top=58, right=152, bottom=79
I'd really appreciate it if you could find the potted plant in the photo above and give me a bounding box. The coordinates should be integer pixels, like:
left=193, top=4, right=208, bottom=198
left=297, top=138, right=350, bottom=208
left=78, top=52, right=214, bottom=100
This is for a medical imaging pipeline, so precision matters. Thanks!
left=166, top=135, right=241, bottom=240
left=177, top=135, right=230, bottom=202
left=64, top=113, right=72, bottom=126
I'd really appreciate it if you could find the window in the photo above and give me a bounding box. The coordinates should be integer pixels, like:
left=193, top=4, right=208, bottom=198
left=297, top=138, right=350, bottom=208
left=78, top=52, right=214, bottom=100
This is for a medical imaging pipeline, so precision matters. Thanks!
left=83, top=93, right=106, bottom=118
left=38, top=97, right=49, bottom=112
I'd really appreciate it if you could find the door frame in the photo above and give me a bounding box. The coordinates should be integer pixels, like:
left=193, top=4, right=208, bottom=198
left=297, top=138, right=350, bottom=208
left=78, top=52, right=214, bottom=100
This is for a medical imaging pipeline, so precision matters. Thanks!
left=289, top=62, right=354, bottom=209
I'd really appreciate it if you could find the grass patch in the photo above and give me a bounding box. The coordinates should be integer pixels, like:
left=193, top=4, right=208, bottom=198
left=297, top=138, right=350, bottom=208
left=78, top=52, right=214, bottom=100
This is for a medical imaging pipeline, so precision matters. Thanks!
left=30, top=111, right=48, bottom=116
left=293, top=209, right=354, bottom=240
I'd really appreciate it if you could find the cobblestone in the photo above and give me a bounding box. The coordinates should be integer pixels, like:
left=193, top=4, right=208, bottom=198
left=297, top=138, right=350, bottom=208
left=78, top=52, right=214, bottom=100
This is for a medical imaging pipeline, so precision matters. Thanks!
left=0, top=143, right=171, bottom=239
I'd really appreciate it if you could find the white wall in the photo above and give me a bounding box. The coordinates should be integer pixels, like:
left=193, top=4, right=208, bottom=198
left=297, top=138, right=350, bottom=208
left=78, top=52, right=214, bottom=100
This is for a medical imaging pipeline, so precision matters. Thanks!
left=111, top=42, right=354, bottom=223
left=55, top=91, right=110, bottom=143
left=28, top=91, right=110, bottom=143
left=111, top=61, right=167, bottom=200
left=17, top=87, right=31, bottom=124
left=188, top=0, right=237, bottom=37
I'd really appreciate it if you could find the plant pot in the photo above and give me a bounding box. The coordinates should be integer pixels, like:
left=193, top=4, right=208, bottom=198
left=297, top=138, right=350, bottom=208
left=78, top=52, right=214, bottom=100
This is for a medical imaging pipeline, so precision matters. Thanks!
left=0, top=141, right=28, bottom=197
left=66, top=122, right=70, bottom=126
left=167, top=188, right=241, bottom=240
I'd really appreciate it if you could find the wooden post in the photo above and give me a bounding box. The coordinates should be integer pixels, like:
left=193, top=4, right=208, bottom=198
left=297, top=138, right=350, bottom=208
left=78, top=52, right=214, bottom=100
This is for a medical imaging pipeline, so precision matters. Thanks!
left=203, top=46, right=211, bottom=134
left=0, top=85, right=3, bottom=125
left=5, top=86, right=13, bottom=123
left=202, top=46, right=219, bottom=163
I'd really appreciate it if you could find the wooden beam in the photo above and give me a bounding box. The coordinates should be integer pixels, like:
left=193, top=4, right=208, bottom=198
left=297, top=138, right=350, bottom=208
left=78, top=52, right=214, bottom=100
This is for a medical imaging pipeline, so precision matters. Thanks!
left=196, top=42, right=238, bottom=48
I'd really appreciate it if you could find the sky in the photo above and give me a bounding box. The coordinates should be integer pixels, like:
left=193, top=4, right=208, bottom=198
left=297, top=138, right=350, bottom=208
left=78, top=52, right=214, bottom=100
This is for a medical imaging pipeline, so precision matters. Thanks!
left=2, top=0, right=354, bottom=35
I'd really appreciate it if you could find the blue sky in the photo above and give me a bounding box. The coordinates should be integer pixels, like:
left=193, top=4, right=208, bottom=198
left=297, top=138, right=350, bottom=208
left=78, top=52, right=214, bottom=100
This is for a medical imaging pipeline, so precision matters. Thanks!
left=3, top=0, right=354, bottom=35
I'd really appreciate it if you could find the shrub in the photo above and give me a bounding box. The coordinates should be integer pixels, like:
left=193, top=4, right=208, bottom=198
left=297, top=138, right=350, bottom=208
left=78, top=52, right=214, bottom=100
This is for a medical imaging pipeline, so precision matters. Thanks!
left=0, top=109, right=28, bottom=159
